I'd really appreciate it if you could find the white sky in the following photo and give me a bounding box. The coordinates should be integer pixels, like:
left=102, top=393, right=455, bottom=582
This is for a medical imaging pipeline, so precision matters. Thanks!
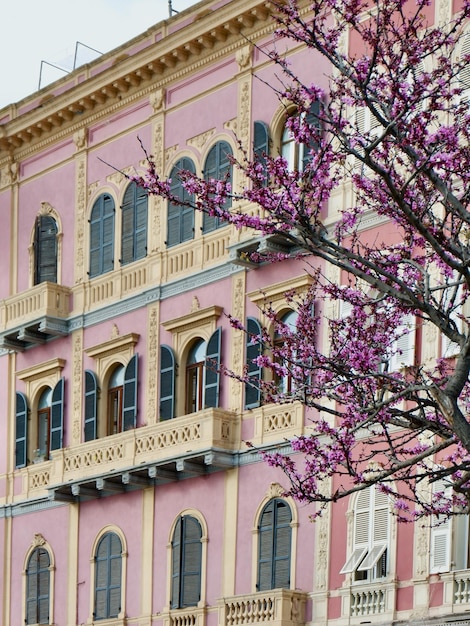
left=1, top=0, right=197, bottom=108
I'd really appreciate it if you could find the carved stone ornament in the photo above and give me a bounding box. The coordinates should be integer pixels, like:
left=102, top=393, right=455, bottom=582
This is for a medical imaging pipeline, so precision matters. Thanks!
left=187, top=128, right=216, bottom=151
left=150, top=88, right=165, bottom=112
left=236, top=44, right=252, bottom=69
left=266, top=482, right=285, bottom=499
left=191, top=296, right=200, bottom=312
left=111, top=324, right=120, bottom=339
left=32, top=533, right=46, bottom=548
left=73, top=128, right=87, bottom=150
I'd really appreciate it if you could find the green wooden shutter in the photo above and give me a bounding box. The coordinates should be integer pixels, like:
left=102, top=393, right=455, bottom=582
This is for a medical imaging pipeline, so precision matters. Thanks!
left=171, top=518, right=182, bottom=609
left=257, top=500, right=274, bottom=591
left=109, top=533, right=122, bottom=617
left=35, top=215, right=58, bottom=284
left=253, top=121, right=269, bottom=185
left=89, top=194, right=115, bottom=277
left=168, top=158, right=195, bottom=247
left=245, top=317, right=262, bottom=409
left=204, top=328, right=221, bottom=408
left=123, top=354, right=138, bottom=431
left=95, top=532, right=122, bottom=619
left=15, top=391, right=28, bottom=468
left=84, top=370, right=98, bottom=441
left=302, top=100, right=321, bottom=169
left=120, top=184, right=135, bottom=265
left=50, top=377, right=64, bottom=451
left=203, top=142, right=232, bottom=232
left=181, top=516, right=202, bottom=607
left=273, top=499, right=292, bottom=589
left=160, top=345, right=176, bottom=420
left=26, top=548, right=50, bottom=625
left=135, top=185, right=148, bottom=260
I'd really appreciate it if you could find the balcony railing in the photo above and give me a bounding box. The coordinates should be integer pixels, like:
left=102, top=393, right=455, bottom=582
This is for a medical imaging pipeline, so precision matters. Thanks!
left=250, top=402, right=305, bottom=445
left=19, top=408, right=239, bottom=501
left=221, top=589, right=308, bottom=626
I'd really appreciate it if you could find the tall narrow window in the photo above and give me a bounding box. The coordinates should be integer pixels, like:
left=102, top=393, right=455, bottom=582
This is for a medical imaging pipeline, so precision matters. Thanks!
left=167, top=158, right=196, bottom=247
left=15, top=392, right=28, bottom=468
left=245, top=317, right=263, bottom=409
left=94, top=532, right=122, bottom=620
left=202, top=141, right=233, bottom=233
left=160, top=345, right=176, bottom=420
left=37, top=388, right=52, bottom=460
left=89, top=194, right=115, bottom=278
left=340, top=486, right=390, bottom=581
left=108, top=366, right=124, bottom=435
left=185, top=329, right=221, bottom=414
left=257, top=498, right=292, bottom=591
left=26, top=547, right=50, bottom=625
left=282, top=102, right=320, bottom=172
left=107, top=355, right=138, bottom=435
left=121, top=182, right=148, bottom=265
left=34, top=215, right=58, bottom=284
left=171, top=516, right=202, bottom=609
left=274, top=310, right=298, bottom=394
left=84, top=370, right=98, bottom=442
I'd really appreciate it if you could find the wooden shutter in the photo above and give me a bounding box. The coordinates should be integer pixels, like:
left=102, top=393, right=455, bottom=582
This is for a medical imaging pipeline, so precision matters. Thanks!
left=84, top=370, right=98, bottom=442
left=95, top=533, right=122, bottom=619
left=50, top=377, right=64, bottom=451
left=430, top=479, right=452, bottom=573
left=257, top=500, right=274, bottom=591
left=245, top=317, right=263, bottom=409
left=302, top=100, right=321, bottom=169
left=273, top=499, right=292, bottom=589
left=102, top=196, right=115, bottom=273
left=204, top=328, right=221, bottom=408
left=134, top=186, right=148, bottom=260
left=181, top=516, right=202, bottom=607
left=35, top=215, right=58, bottom=284
left=203, top=142, right=232, bottom=232
left=26, top=548, right=50, bottom=625
left=171, top=518, right=182, bottom=609
left=168, top=158, right=195, bottom=247
left=122, top=354, right=138, bottom=431
left=253, top=121, right=269, bottom=184
left=460, top=32, right=470, bottom=101
left=89, top=194, right=115, bottom=277
left=388, top=313, right=415, bottom=370
left=109, top=533, right=122, bottom=617
left=120, top=184, right=135, bottom=265
left=15, top=391, right=28, bottom=468
left=160, top=345, right=176, bottom=420
left=358, top=489, right=389, bottom=574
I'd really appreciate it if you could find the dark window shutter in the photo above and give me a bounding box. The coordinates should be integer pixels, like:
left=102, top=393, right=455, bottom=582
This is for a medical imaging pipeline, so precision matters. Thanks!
left=35, top=215, right=58, bottom=285
left=123, top=354, right=138, bottom=431
left=181, top=516, right=202, bottom=607
left=121, top=182, right=148, bottom=264
left=26, top=547, right=50, bottom=625
left=160, top=345, right=176, bottom=420
left=203, top=142, right=232, bottom=233
left=50, top=377, right=64, bottom=451
left=253, top=121, right=269, bottom=185
left=204, top=328, right=221, bottom=408
left=84, top=370, right=98, bottom=441
left=302, top=100, right=321, bottom=169
left=171, top=518, right=182, bottom=609
left=89, top=194, right=115, bottom=278
left=257, top=499, right=292, bottom=591
left=168, top=158, right=196, bottom=247
left=15, top=391, right=28, bottom=468
left=94, top=532, right=122, bottom=620
left=172, top=516, right=202, bottom=609
left=245, top=317, right=263, bottom=409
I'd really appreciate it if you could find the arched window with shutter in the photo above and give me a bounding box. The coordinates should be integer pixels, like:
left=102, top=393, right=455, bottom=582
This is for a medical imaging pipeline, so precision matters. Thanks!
left=340, top=486, right=390, bottom=581
left=171, top=515, right=203, bottom=609
left=94, top=532, right=123, bottom=620
left=89, top=194, right=115, bottom=278
left=281, top=102, right=321, bottom=172
left=185, top=329, right=222, bottom=414
left=257, top=498, right=292, bottom=591
left=25, top=547, right=51, bottom=625
left=167, top=158, right=196, bottom=247
left=245, top=317, right=263, bottom=409
left=34, top=215, right=58, bottom=284
left=107, top=355, right=138, bottom=436
left=202, top=141, right=232, bottom=233
left=121, top=182, right=148, bottom=265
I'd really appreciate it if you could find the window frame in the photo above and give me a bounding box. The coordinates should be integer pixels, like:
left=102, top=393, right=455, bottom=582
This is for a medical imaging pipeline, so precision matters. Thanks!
left=92, top=531, right=124, bottom=621
left=202, top=140, right=233, bottom=233
left=170, top=514, right=204, bottom=610
left=167, top=157, right=196, bottom=247
left=89, top=193, right=115, bottom=279
left=120, top=181, right=148, bottom=265
left=256, top=498, right=293, bottom=592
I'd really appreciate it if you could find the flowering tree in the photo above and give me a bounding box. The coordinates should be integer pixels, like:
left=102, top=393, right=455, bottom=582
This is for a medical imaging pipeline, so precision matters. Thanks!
left=134, top=0, right=470, bottom=518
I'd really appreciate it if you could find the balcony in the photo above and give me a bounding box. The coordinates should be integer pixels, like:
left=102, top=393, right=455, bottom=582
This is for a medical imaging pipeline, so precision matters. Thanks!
left=18, top=408, right=238, bottom=502
left=220, top=589, right=308, bottom=626
left=249, top=402, right=306, bottom=446
left=0, top=282, right=71, bottom=350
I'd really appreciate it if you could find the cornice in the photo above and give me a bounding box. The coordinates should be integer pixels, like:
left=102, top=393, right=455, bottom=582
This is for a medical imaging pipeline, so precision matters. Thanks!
left=0, top=0, right=274, bottom=161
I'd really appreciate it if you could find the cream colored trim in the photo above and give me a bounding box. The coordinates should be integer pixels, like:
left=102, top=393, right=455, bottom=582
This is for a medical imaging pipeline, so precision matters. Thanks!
left=22, top=534, right=56, bottom=626
left=66, top=503, right=79, bottom=625
left=85, top=333, right=139, bottom=369
left=141, top=488, right=155, bottom=617
left=163, top=305, right=223, bottom=335
left=17, top=358, right=65, bottom=383
left=248, top=274, right=314, bottom=310
left=251, top=483, right=299, bottom=592
left=88, top=525, right=128, bottom=623
left=222, top=468, right=239, bottom=596
left=165, top=509, right=209, bottom=611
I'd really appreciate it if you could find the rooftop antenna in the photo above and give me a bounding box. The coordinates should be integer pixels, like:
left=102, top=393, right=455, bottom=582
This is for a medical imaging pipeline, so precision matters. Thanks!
left=168, top=1, right=179, bottom=16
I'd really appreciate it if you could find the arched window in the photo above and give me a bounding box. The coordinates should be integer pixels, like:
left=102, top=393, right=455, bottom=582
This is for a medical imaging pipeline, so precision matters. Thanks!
left=171, top=515, right=202, bottom=609
left=274, top=310, right=298, bottom=394
left=121, top=182, right=148, bottom=265
left=202, top=141, right=232, bottom=233
left=257, top=498, right=292, bottom=591
left=37, top=388, right=52, bottom=461
left=94, top=532, right=122, bottom=620
left=89, top=194, right=115, bottom=278
left=34, top=215, right=58, bottom=284
left=340, top=486, right=390, bottom=581
left=184, top=329, right=221, bottom=414
left=26, top=547, right=50, bottom=624
left=167, top=158, right=196, bottom=247
left=281, top=102, right=320, bottom=172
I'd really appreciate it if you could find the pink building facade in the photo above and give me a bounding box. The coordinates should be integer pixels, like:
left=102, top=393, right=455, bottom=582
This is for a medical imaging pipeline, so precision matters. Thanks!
left=0, top=1, right=468, bottom=625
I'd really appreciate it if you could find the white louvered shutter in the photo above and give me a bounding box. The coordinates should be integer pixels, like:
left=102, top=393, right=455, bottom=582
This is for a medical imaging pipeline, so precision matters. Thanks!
left=429, top=480, right=452, bottom=574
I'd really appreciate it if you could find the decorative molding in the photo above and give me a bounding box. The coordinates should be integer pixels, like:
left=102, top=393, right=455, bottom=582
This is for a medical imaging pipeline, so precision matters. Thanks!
left=236, top=44, right=252, bottom=70
left=17, top=357, right=65, bottom=382
left=146, top=304, right=159, bottom=425
left=230, top=273, right=245, bottom=412
left=85, top=332, right=139, bottom=360
left=150, top=87, right=165, bottom=112
left=162, top=305, right=223, bottom=334
left=72, top=331, right=83, bottom=444
left=248, top=274, right=314, bottom=308
left=32, top=533, right=46, bottom=548
left=187, top=128, right=216, bottom=152
left=75, top=156, right=87, bottom=284
left=73, top=128, right=87, bottom=150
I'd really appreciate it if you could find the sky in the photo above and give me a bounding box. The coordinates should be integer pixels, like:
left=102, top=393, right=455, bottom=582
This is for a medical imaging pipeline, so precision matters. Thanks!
left=1, top=0, right=198, bottom=108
